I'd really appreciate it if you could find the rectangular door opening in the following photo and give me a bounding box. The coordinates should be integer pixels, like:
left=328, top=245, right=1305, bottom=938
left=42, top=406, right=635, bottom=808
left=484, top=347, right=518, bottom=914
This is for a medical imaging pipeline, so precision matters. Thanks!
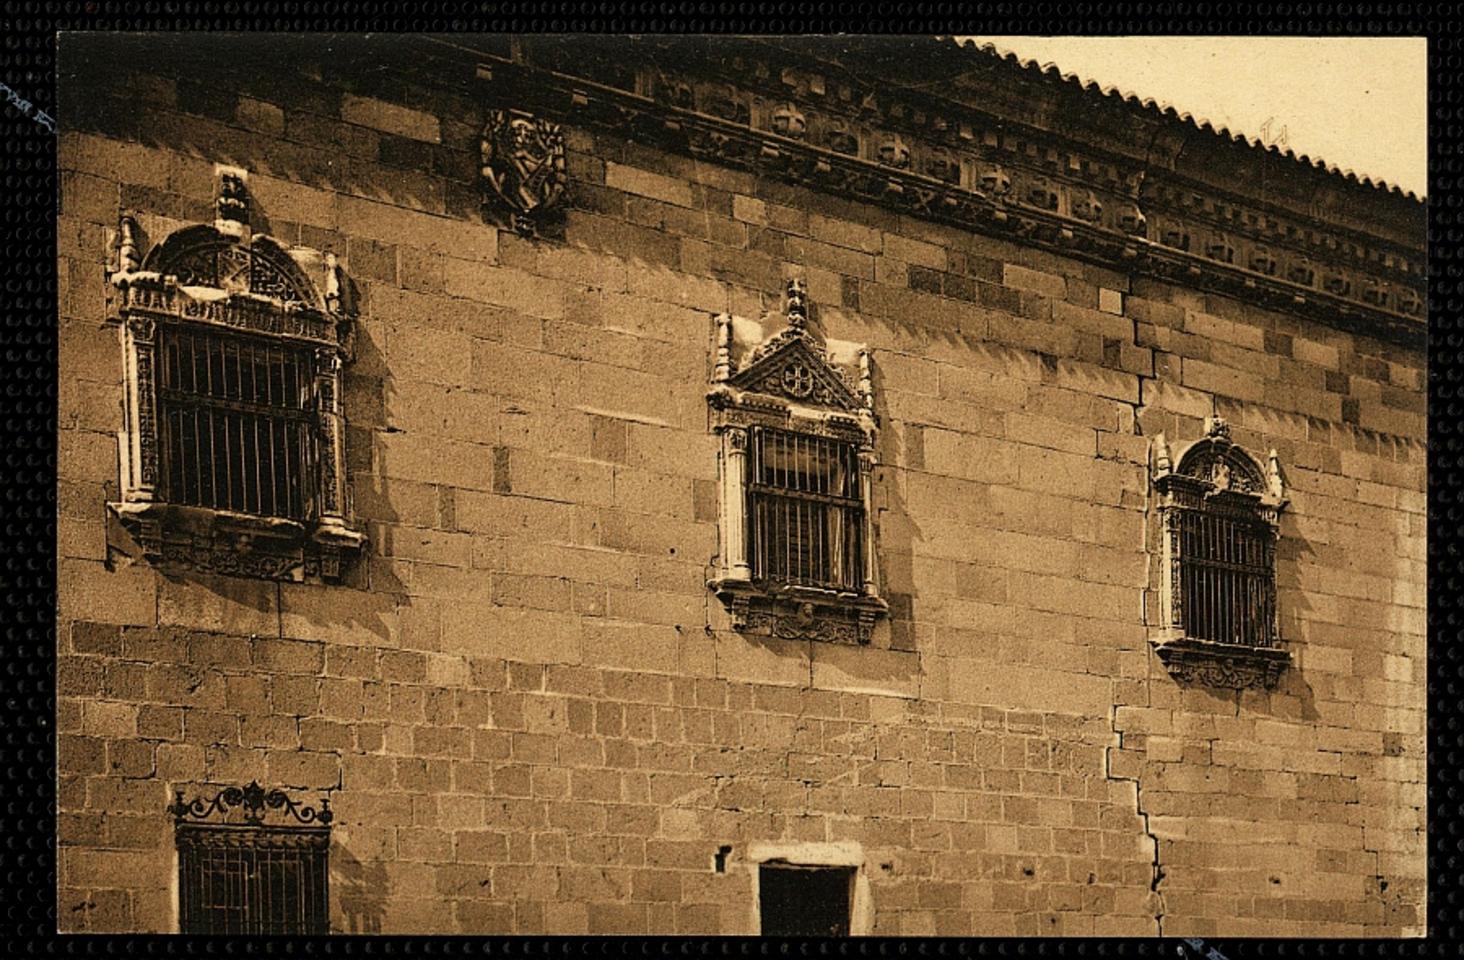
left=758, top=861, right=853, bottom=937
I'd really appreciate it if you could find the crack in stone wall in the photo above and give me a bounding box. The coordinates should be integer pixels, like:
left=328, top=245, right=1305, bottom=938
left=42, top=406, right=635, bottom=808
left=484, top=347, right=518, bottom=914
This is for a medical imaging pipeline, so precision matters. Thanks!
left=1106, top=704, right=1166, bottom=937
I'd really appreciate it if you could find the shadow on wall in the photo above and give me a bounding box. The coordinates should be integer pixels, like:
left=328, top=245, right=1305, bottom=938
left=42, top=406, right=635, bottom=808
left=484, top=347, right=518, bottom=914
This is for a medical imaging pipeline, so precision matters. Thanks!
left=332, top=842, right=389, bottom=934
left=865, top=343, right=926, bottom=657
left=1272, top=506, right=1321, bottom=723
left=60, top=34, right=481, bottom=224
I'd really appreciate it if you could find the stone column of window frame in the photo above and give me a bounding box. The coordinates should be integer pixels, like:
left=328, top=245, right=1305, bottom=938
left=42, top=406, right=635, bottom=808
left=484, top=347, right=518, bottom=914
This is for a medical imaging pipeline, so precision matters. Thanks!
left=856, top=346, right=879, bottom=599
left=118, top=313, right=159, bottom=509
left=716, top=423, right=752, bottom=583
left=111, top=215, right=160, bottom=525
left=310, top=254, right=366, bottom=574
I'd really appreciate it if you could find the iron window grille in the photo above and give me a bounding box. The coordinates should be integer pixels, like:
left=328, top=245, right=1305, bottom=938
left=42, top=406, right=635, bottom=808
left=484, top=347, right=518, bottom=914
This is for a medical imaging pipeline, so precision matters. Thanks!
left=168, top=782, right=332, bottom=936
left=747, top=426, right=864, bottom=592
left=1150, top=417, right=1290, bottom=688
left=157, top=325, right=315, bottom=522
left=1173, top=507, right=1278, bottom=649
left=106, top=167, right=364, bottom=581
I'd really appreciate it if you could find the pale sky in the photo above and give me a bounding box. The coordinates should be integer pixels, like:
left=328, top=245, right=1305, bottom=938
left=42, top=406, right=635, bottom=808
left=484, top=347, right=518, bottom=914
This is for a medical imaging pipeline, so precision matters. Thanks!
left=968, top=37, right=1428, bottom=198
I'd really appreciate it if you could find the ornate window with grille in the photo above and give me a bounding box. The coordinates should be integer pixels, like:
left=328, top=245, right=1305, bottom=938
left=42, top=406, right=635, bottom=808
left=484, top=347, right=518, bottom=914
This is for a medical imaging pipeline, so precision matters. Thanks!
left=105, top=167, right=364, bottom=581
left=1150, top=416, right=1290, bottom=688
left=707, top=279, right=886, bottom=645
left=168, top=782, right=333, bottom=935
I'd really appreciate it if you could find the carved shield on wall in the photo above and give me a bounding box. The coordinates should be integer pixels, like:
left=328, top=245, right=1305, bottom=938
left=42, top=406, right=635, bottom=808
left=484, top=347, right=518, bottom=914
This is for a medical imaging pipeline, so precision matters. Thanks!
left=480, top=109, right=567, bottom=233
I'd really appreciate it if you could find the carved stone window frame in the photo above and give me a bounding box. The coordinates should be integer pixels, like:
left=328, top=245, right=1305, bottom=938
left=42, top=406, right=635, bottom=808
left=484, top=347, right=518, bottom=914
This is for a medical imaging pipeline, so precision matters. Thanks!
left=1150, top=416, right=1290, bottom=688
left=104, top=166, right=365, bottom=582
left=707, top=279, right=886, bottom=645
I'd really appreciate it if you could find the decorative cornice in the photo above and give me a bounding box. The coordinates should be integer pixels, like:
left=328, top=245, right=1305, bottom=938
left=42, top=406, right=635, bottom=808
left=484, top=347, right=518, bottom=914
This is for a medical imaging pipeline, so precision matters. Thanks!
left=945, top=37, right=1423, bottom=203
left=107, top=501, right=362, bottom=582
left=711, top=578, right=887, bottom=646
left=470, top=41, right=1424, bottom=350
left=116, top=278, right=341, bottom=347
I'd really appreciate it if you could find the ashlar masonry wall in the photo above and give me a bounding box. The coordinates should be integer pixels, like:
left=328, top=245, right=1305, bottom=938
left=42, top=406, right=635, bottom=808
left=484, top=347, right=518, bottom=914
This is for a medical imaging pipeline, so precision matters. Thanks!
left=56, top=38, right=1426, bottom=937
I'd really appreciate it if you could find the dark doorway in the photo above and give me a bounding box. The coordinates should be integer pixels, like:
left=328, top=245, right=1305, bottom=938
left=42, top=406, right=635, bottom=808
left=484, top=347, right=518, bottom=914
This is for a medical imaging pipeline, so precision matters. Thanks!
left=758, top=862, right=854, bottom=937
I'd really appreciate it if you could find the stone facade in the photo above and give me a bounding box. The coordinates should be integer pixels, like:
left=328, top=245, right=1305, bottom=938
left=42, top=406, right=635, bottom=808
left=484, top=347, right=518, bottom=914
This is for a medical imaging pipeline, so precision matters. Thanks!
left=56, top=35, right=1426, bottom=936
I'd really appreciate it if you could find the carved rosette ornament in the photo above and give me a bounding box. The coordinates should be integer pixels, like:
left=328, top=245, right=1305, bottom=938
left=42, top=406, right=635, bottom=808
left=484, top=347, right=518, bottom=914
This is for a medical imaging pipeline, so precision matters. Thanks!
left=105, top=168, right=365, bottom=583
left=479, top=108, right=567, bottom=236
left=1150, top=417, right=1290, bottom=689
left=707, top=279, right=886, bottom=645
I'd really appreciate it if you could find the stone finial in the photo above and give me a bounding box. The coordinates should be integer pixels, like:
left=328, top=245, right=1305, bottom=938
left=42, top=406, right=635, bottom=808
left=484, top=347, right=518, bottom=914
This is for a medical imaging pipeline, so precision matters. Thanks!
left=324, top=252, right=342, bottom=315
left=1267, top=449, right=1284, bottom=500
left=116, top=215, right=140, bottom=276
left=858, top=346, right=874, bottom=412
left=215, top=165, right=250, bottom=236
left=785, top=278, right=808, bottom=331
left=1204, top=416, right=1231, bottom=441
left=712, top=313, right=733, bottom=383
left=1153, top=433, right=1172, bottom=474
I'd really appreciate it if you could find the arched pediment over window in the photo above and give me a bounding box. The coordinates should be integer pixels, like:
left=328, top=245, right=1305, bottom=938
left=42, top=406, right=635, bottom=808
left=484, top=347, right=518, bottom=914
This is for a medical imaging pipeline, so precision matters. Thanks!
left=143, top=224, right=330, bottom=313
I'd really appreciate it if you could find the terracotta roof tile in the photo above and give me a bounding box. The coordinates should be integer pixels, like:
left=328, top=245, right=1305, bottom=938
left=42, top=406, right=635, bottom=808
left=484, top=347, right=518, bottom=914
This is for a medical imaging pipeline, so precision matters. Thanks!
left=948, top=38, right=1423, bottom=203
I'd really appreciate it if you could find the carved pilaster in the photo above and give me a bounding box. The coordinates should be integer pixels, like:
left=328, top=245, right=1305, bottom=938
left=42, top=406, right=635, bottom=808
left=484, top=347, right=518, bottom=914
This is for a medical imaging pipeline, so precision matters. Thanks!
left=718, top=425, right=751, bottom=582
left=310, top=346, right=364, bottom=565
left=120, top=315, right=159, bottom=504
left=859, top=447, right=879, bottom=598
left=1163, top=506, right=1183, bottom=632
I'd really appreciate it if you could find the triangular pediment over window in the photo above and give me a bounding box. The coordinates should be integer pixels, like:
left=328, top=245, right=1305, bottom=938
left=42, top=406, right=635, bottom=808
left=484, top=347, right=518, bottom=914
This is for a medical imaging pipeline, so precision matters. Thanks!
left=727, top=335, right=863, bottom=413
left=710, top=278, right=873, bottom=422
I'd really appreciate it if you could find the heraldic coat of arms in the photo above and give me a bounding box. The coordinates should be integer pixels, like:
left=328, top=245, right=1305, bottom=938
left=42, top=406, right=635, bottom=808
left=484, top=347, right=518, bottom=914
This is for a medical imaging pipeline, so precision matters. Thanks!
left=480, top=109, right=567, bottom=235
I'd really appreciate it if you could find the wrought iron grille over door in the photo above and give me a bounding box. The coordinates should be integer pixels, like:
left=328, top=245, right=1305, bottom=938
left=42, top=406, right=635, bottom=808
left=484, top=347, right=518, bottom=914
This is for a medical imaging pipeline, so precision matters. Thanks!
left=746, top=426, right=864, bottom=591
left=157, top=326, right=315, bottom=520
left=1175, top=507, right=1277, bottom=648
left=177, top=825, right=329, bottom=935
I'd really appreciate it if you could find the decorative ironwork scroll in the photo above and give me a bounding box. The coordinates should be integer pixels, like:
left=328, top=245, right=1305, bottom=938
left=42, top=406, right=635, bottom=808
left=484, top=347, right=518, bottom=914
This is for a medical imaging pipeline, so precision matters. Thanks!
left=168, top=781, right=333, bottom=828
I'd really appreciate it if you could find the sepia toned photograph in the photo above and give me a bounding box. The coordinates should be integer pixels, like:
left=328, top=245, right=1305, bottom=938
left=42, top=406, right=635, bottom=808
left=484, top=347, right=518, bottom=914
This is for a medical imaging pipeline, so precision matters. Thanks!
left=54, top=33, right=1426, bottom=938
